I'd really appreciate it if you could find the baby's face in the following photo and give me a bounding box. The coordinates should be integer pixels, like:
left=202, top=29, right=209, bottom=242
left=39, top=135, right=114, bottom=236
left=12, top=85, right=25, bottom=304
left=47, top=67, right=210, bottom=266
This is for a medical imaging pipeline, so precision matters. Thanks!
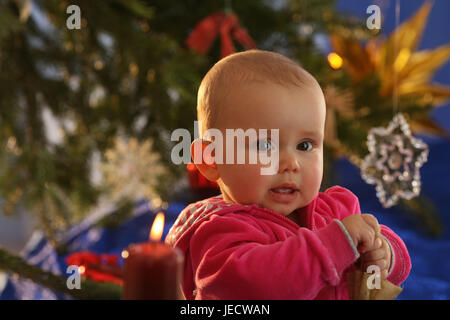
left=214, top=81, right=326, bottom=216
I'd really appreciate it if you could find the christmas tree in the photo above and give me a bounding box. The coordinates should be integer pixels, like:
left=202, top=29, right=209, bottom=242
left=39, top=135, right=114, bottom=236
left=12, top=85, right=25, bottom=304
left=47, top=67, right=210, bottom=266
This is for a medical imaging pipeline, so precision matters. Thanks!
left=0, top=0, right=369, bottom=240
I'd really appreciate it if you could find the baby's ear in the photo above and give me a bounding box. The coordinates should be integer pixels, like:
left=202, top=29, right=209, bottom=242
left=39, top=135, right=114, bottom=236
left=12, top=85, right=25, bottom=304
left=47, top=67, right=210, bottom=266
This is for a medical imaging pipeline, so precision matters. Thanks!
left=190, top=138, right=219, bottom=181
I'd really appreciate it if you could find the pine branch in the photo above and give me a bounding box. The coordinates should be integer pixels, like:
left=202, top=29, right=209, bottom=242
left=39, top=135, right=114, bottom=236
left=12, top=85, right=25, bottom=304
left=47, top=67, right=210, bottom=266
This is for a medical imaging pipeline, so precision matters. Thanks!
left=0, top=247, right=122, bottom=300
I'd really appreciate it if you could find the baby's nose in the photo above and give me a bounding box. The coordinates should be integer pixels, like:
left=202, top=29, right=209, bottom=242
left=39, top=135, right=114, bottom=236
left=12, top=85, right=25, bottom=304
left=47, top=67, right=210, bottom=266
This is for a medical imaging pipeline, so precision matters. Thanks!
left=279, top=151, right=300, bottom=173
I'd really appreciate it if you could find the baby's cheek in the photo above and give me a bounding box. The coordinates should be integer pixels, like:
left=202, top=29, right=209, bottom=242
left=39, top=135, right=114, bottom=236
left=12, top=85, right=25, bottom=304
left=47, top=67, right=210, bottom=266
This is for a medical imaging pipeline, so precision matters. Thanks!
left=305, top=158, right=323, bottom=192
left=237, top=165, right=267, bottom=194
left=220, top=164, right=265, bottom=202
left=247, top=172, right=271, bottom=202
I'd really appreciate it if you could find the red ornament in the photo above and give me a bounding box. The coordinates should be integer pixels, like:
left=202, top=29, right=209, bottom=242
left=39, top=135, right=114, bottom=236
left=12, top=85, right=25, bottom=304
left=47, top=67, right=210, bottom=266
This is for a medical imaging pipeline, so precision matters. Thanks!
left=65, top=251, right=123, bottom=286
left=186, top=163, right=219, bottom=190
left=186, top=11, right=256, bottom=58
left=66, top=251, right=101, bottom=266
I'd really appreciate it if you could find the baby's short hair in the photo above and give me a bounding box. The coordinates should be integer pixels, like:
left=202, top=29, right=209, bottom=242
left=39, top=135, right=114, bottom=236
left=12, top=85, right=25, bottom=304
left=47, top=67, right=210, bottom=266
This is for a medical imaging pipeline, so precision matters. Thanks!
left=196, top=49, right=321, bottom=138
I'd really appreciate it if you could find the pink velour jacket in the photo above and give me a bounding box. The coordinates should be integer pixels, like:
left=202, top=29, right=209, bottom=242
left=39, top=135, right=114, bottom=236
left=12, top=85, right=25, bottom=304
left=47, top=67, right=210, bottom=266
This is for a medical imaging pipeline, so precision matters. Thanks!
left=165, top=186, right=411, bottom=300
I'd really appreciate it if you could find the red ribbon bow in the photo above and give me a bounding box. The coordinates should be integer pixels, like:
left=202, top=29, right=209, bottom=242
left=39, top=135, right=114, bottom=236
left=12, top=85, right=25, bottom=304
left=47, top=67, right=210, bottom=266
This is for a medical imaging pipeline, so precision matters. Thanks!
left=186, top=11, right=256, bottom=58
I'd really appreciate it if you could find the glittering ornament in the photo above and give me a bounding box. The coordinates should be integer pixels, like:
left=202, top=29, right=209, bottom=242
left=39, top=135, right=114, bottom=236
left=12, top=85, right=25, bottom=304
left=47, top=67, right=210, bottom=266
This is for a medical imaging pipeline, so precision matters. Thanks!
left=361, top=113, right=429, bottom=208
left=330, top=1, right=450, bottom=137
left=100, top=137, right=167, bottom=205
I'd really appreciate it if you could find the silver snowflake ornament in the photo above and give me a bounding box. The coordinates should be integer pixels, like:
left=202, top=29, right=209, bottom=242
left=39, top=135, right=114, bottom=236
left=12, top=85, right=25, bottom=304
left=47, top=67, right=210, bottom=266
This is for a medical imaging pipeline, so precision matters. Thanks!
left=361, top=113, right=429, bottom=208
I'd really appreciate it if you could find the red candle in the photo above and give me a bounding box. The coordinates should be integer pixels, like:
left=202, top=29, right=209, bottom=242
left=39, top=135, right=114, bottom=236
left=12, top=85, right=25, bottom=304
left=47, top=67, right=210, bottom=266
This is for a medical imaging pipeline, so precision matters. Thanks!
left=122, top=212, right=184, bottom=300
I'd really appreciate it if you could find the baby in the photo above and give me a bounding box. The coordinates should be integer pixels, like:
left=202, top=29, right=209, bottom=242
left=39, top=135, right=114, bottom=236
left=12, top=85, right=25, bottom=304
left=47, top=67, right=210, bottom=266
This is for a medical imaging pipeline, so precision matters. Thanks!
left=166, top=50, right=411, bottom=299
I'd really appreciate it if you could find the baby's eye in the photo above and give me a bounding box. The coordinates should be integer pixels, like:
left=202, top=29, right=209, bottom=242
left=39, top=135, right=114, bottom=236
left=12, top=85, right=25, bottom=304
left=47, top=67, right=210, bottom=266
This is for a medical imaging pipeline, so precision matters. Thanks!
left=297, top=141, right=313, bottom=151
left=256, top=139, right=273, bottom=151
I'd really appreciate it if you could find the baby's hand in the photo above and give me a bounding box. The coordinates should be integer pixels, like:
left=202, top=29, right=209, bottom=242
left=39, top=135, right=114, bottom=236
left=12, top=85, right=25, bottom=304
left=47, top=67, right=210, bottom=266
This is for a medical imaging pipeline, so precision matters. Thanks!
left=341, top=214, right=380, bottom=254
left=360, top=236, right=391, bottom=279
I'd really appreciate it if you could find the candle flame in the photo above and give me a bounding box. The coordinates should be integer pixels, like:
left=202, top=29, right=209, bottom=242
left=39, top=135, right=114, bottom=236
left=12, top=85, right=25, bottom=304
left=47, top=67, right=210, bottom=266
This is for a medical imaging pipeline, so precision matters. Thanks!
left=149, top=212, right=165, bottom=242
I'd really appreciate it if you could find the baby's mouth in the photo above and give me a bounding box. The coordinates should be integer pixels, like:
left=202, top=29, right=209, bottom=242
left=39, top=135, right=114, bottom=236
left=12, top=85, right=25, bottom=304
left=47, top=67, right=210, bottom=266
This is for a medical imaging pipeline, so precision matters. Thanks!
left=270, top=187, right=297, bottom=194
left=269, top=184, right=299, bottom=203
left=270, top=183, right=299, bottom=194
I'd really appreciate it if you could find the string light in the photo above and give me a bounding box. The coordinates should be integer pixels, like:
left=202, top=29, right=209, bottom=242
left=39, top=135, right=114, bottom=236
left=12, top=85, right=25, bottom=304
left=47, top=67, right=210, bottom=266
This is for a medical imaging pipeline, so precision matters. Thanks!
left=327, top=52, right=343, bottom=69
left=121, top=250, right=129, bottom=259
left=78, top=266, right=86, bottom=275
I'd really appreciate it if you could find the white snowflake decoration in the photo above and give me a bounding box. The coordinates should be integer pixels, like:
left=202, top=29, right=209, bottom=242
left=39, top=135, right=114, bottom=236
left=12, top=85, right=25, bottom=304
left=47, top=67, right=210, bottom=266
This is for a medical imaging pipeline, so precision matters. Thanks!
left=101, top=137, right=167, bottom=203
left=361, top=113, right=429, bottom=208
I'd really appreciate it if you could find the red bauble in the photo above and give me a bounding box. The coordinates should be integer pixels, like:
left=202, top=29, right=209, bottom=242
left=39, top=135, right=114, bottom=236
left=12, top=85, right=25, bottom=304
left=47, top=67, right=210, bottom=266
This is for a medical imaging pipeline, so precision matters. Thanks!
left=65, top=251, right=123, bottom=286
left=186, top=163, right=219, bottom=190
